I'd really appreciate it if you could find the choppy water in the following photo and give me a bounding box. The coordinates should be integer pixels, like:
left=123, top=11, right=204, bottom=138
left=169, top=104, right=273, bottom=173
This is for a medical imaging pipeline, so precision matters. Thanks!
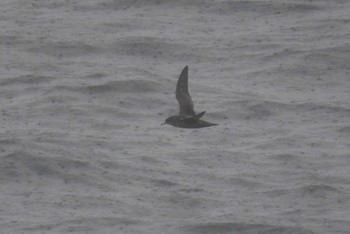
left=1, top=1, right=350, bottom=233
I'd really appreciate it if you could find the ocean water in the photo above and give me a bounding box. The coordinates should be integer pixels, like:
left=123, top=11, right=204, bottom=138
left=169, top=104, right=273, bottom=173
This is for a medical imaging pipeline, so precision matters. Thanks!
left=1, top=0, right=350, bottom=233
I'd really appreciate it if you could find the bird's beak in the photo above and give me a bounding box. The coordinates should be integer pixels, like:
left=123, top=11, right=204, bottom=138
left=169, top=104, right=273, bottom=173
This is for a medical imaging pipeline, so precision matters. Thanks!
left=161, top=122, right=167, bottom=126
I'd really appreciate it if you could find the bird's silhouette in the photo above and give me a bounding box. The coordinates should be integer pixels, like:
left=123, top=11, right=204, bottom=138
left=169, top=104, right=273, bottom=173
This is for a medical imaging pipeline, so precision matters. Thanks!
left=162, top=66, right=218, bottom=128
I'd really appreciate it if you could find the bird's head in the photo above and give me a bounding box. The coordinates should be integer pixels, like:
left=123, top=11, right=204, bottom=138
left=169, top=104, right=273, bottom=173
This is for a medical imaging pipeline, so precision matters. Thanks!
left=161, top=116, right=178, bottom=126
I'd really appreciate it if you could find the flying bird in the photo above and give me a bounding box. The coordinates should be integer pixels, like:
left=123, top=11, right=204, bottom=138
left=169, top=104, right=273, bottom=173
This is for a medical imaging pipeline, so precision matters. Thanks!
left=162, top=66, right=218, bottom=128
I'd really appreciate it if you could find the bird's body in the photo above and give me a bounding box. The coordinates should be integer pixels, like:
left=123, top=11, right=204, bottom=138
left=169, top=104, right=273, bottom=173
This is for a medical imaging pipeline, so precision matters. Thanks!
left=164, top=115, right=217, bottom=128
left=163, top=66, right=218, bottom=128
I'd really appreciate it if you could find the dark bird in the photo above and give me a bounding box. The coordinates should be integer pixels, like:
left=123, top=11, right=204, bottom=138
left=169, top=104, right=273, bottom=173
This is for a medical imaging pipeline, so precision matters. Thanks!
left=162, top=66, right=218, bottom=128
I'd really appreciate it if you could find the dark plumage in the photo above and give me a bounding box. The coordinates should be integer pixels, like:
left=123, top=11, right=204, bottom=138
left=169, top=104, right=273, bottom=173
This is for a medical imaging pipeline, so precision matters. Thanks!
left=162, top=66, right=218, bottom=128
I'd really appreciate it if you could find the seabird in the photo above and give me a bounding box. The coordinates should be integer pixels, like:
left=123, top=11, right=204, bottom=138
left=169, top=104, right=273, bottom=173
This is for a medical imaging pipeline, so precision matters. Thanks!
left=162, top=66, right=218, bottom=128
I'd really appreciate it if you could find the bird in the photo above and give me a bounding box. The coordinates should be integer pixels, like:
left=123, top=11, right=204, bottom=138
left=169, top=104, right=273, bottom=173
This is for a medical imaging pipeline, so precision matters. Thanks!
left=162, top=66, right=218, bottom=128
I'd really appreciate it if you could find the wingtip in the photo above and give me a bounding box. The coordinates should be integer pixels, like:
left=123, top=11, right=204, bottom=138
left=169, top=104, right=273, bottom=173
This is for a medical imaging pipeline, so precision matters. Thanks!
left=179, top=65, right=188, bottom=77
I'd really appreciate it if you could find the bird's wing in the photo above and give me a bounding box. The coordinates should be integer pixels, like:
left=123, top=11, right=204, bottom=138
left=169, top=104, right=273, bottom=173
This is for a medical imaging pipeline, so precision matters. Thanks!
left=176, top=66, right=196, bottom=116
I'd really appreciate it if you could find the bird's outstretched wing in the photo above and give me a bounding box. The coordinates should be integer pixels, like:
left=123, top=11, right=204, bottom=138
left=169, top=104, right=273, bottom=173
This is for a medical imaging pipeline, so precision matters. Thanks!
left=179, top=116, right=218, bottom=128
left=176, top=66, right=196, bottom=116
